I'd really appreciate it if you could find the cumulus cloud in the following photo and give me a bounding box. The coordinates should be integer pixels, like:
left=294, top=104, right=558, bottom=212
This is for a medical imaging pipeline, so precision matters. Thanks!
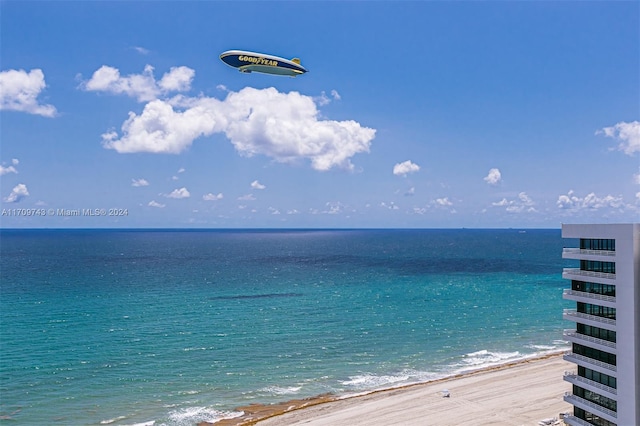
left=4, top=183, right=29, bottom=203
left=596, top=121, right=640, bottom=155
left=101, top=85, right=375, bottom=171
left=557, top=190, right=624, bottom=210
left=393, top=160, right=420, bottom=176
left=164, top=187, right=190, bottom=199
left=484, top=168, right=502, bottom=185
left=148, top=200, right=165, bottom=208
left=492, top=192, right=536, bottom=213
left=82, top=65, right=194, bottom=102
left=435, top=197, right=453, bottom=206
left=251, top=180, right=266, bottom=190
left=131, top=178, right=149, bottom=187
left=0, top=69, right=57, bottom=117
left=0, top=158, right=18, bottom=176
left=238, top=194, right=256, bottom=201
left=634, top=171, right=640, bottom=185
left=203, top=192, right=223, bottom=201
left=331, top=90, right=341, bottom=100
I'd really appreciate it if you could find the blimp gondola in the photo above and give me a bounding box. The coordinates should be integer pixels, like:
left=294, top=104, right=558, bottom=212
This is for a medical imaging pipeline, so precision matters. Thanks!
left=219, top=50, right=308, bottom=77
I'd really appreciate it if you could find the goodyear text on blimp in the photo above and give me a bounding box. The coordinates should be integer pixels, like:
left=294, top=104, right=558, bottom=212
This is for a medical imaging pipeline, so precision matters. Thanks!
left=238, top=55, right=279, bottom=66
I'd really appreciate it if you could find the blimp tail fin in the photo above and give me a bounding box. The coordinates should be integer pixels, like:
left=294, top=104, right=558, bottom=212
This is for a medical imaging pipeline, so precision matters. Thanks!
left=291, top=58, right=301, bottom=65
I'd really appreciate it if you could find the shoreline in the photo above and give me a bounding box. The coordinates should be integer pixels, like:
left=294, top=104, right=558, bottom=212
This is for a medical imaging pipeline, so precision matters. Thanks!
left=201, top=351, right=571, bottom=426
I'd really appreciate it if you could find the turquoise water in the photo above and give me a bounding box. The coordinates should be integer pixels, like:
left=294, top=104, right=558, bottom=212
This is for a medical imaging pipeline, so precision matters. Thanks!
left=0, top=229, right=573, bottom=425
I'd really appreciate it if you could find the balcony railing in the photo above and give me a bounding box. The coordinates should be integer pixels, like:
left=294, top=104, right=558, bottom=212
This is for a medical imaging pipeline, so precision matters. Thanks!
left=564, top=392, right=617, bottom=420
left=563, top=352, right=617, bottom=373
left=563, top=371, right=617, bottom=396
left=563, top=330, right=616, bottom=350
left=563, top=289, right=616, bottom=304
left=563, top=310, right=616, bottom=327
left=563, top=248, right=616, bottom=257
left=562, top=414, right=600, bottom=426
left=563, top=268, right=616, bottom=281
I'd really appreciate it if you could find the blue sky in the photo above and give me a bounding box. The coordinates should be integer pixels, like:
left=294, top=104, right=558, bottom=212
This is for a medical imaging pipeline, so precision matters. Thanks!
left=1, top=1, right=638, bottom=228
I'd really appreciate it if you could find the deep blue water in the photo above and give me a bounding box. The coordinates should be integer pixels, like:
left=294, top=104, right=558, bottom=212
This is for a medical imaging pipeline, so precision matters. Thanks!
left=0, top=229, right=574, bottom=425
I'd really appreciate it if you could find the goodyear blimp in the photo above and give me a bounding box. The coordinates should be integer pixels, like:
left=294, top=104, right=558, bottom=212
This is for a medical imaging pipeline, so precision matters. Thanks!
left=219, top=50, right=308, bottom=77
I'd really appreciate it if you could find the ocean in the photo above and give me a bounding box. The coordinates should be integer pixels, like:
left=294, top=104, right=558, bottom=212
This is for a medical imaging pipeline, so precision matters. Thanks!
left=0, top=229, right=574, bottom=425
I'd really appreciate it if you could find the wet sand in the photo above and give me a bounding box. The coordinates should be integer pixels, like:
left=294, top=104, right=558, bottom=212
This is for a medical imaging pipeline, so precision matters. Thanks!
left=201, top=353, right=572, bottom=426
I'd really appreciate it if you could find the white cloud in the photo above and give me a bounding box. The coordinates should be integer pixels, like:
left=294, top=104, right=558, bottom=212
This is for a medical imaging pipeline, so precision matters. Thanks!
left=315, top=92, right=331, bottom=106
left=82, top=65, right=194, bottom=102
left=634, top=172, right=640, bottom=185
left=132, top=46, right=150, bottom=55
left=492, top=192, right=536, bottom=213
left=12, top=159, right=19, bottom=165
left=596, top=121, right=640, bottom=156
left=380, top=201, right=399, bottom=210
left=413, top=207, right=428, bottom=215
left=325, top=201, right=345, bottom=214
left=158, top=67, right=195, bottom=92
left=177, top=168, right=185, bottom=173
left=393, top=160, right=420, bottom=176
left=331, top=90, right=341, bottom=101
left=101, top=85, right=375, bottom=171
left=148, top=200, right=165, bottom=208
left=404, top=187, right=415, bottom=196
left=0, top=69, right=57, bottom=117
left=164, top=187, right=190, bottom=199
left=287, top=209, right=300, bottom=215
left=557, top=190, right=624, bottom=210
left=238, top=194, right=256, bottom=201
left=0, top=164, right=18, bottom=175
left=251, top=180, right=266, bottom=190
left=484, top=168, right=502, bottom=185
left=203, top=192, right=223, bottom=201
left=131, top=178, right=149, bottom=187
left=435, top=197, right=453, bottom=206
left=4, top=183, right=29, bottom=203
left=268, top=207, right=281, bottom=215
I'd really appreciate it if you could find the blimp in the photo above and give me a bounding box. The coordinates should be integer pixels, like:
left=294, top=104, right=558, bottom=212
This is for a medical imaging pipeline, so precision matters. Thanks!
left=219, top=50, right=308, bottom=77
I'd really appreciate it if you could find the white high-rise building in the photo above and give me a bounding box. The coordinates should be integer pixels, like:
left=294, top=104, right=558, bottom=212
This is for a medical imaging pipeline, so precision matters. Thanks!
left=561, top=223, right=639, bottom=426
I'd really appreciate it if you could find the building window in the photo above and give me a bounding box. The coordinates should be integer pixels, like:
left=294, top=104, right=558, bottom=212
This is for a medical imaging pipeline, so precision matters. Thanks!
left=571, top=280, right=615, bottom=297
left=580, top=238, right=615, bottom=251
left=577, top=323, right=616, bottom=343
left=574, top=385, right=617, bottom=412
left=573, top=343, right=616, bottom=366
left=574, top=407, right=617, bottom=426
left=580, top=260, right=616, bottom=274
left=578, top=366, right=617, bottom=389
left=577, top=302, right=616, bottom=320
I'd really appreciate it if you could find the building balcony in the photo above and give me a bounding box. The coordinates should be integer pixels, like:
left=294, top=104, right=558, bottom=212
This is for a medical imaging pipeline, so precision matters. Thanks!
left=561, top=415, right=593, bottom=426
left=563, top=352, right=617, bottom=376
left=564, top=392, right=617, bottom=424
left=563, top=330, right=616, bottom=353
left=563, top=371, right=617, bottom=398
left=563, top=310, right=616, bottom=331
left=563, top=248, right=616, bottom=259
left=563, top=289, right=616, bottom=308
left=562, top=268, right=615, bottom=283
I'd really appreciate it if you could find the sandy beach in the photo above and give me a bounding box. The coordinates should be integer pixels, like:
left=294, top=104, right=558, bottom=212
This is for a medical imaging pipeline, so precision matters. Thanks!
left=207, top=353, right=572, bottom=426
